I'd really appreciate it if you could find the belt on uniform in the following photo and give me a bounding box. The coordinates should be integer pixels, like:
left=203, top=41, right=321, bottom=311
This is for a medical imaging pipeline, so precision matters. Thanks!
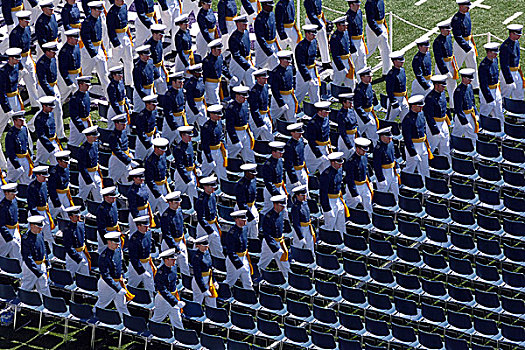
left=327, top=191, right=350, bottom=217
left=194, top=96, right=204, bottom=102
left=237, top=250, right=248, bottom=257
left=137, top=203, right=156, bottom=227
left=21, top=51, right=31, bottom=57
left=351, top=35, right=364, bottom=40
left=106, top=224, right=121, bottom=232
left=87, top=165, right=99, bottom=172
left=463, top=35, right=472, bottom=41
left=68, top=68, right=81, bottom=74
left=273, top=236, right=288, bottom=261
left=284, top=22, right=295, bottom=28
left=174, top=236, right=184, bottom=242
left=207, top=217, right=223, bottom=236
left=443, top=56, right=460, bottom=79
left=118, top=99, right=126, bottom=105
left=364, top=105, right=381, bottom=128
left=139, top=256, right=157, bottom=276
left=307, top=64, right=316, bottom=69
left=393, top=91, right=407, bottom=97
left=346, top=128, right=358, bottom=135
left=11, top=5, right=23, bottom=11
left=112, top=148, right=131, bottom=157
left=93, top=40, right=102, bottom=46
left=56, top=187, right=75, bottom=206
left=382, top=162, right=395, bottom=169
left=225, top=16, right=237, bottom=21
left=6, top=90, right=19, bottom=98
left=183, top=49, right=193, bottom=54
left=266, top=38, right=277, bottom=44
left=208, top=28, right=216, bottom=33
left=340, top=54, right=350, bottom=60
left=6, top=223, right=19, bottom=230
left=247, top=202, right=255, bottom=207
left=510, top=66, right=520, bottom=71
left=300, top=220, right=317, bottom=243
left=115, top=25, right=129, bottom=33
left=206, top=78, right=221, bottom=83
left=412, top=135, right=434, bottom=160
left=433, top=115, right=451, bottom=126
left=146, top=127, right=157, bottom=137
left=154, top=60, right=164, bottom=67
left=35, top=258, right=46, bottom=265
left=202, top=269, right=212, bottom=276
left=376, top=19, right=385, bottom=25
left=71, top=23, right=81, bottom=29
left=259, top=109, right=269, bottom=115
left=463, top=108, right=479, bottom=133
left=489, top=83, right=500, bottom=89
left=185, top=165, right=195, bottom=171
left=315, top=140, right=330, bottom=146
left=140, top=257, right=151, bottom=263
left=294, top=162, right=306, bottom=170
left=114, top=277, right=135, bottom=301
left=423, top=75, right=432, bottom=80
left=75, top=245, right=92, bottom=270
left=280, top=90, right=294, bottom=95
left=146, top=12, right=155, bottom=17
left=354, top=180, right=366, bottom=185
left=49, top=81, right=57, bottom=87
left=235, top=124, right=249, bottom=131
left=142, top=83, right=153, bottom=89
left=412, top=136, right=427, bottom=143
left=16, top=152, right=34, bottom=175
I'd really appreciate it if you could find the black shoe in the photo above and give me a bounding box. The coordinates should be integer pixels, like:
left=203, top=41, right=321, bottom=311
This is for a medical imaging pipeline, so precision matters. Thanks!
left=473, top=88, right=480, bottom=95
left=322, top=63, right=332, bottom=71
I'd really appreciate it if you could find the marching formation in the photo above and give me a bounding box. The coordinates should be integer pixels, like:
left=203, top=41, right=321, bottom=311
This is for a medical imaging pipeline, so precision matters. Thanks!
left=0, top=0, right=524, bottom=345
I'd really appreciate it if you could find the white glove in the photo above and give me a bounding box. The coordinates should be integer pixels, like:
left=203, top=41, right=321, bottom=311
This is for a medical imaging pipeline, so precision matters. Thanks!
left=292, top=182, right=302, bottom=188
left=176, top=300, right=186, bottom=308
left=414, top=154, right=422, bottom=162
left=321, top=154, right=329, bottom=163
left=60, top=205, right=67, bottom=213
left=353, top=195, right=362, bottom=202
left=130, top=160, right=140, bottom=168
left=378, top=180, right=387, bottom=188
left=446, top=72, right=454, bottom=80
left=208, top=160, right=217, bottom=168
left=195, top=168, right=202, bottom=177
left=281, top=104, right=290, bottom=112
left=69, top=84, right=77, bottom=95
left=6, top=110, right=14, bottom=118
left=118, top=288, right=127, bottom=296
left=299, top=238, right=307, bottom=247
left=160, top=195, right=166, bottom=203
left=204, top=290, right=212, bottom=297
left=308, top=79, right=319, bottom=88
left=143, top=271, right=152, bottom=279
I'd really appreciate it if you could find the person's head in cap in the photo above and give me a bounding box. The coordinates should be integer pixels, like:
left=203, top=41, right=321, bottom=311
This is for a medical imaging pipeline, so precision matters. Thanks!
left=134, top=215, right=150, bottom=233
left=269, top=141, right=286, bottom=159
left=102, top=186, right=117, bottom=204
left=231, top=210, right=248, bottom=227
left=188, top=63, right=203, bottom=77
left=260, top=0, right=273, bottom=12
left=112, top=114, right=128, bottom=131
left=328, top=151, right=344, bottom=169
left=2, top=183, right=18, bottom=202
left=508, top=24, right=523, bottom=40
left=43, top=41, right=58, bottom=59
left=208, top=104, right=223, bottom=122
left=437, top=20, right=452, bottom=36
left=208, top=39, right=223, bottom=57
left=431, top=74, right=447, bottom=93
left=175, top=14, right=190, bottom=30
left=39, top=96, right=56, bottom=113
left=315, top=101, right=331, bottom=118
left=151, top=24, right=166, bottom=41
left=303, top=24, right=318, bottom=41
left=201, top=176, right=217, bottom=194
left=55, top=150, right=71, bottom=169
left=390, top=51, right=405, bottom=68
left=109, top=65, right=124, bottom=82
left=355, top=137, right=371, bottom=156
left=6, top=48, right=22, bottom=67
left=39, top=0, right=54, bottom=15
left=333, top=16, right=348, bottom=32
left=347, top=0, right=360, bottom=11
left=33, top=165, right=49, bottom=183
left=287, top=122, right=304, bottom=140
left=240, top=163, right=257, bottom=179
left=169, top=71, right=185, bottom=89
left=271, top=194, right=287, bottom=213
left=165, top=191, right=182, bottom=210
left=456, top=0, right=471, bottom=13
left=65, top=28, right=80, bottom=46
left=152, top=137, right=169, bottom=156
left=11, top=111, right=25, bottom=130
left=292, top=184, right=307, bottom=202
left=105, top=231, right=121, bottom=250
left=28, top=215, right=46, bottom=234
left=357, top=66, right=373, bottom=84
left=89, top=0, right=104, bottom=17
left=459, top=68, right=475, bottom=85
left=136, top=45, right=151, bottom=62
left=339, top=93, right=354, bottom=109
left=416, top=37, right=430, bottom=54
left=233, top=86, right=250, bottom=104
left=159, top=248, right=179, bottom=267
left=195, top=236, right=209, bottom=252
left=253, top=68, right=268, bottom=86
left=484, top=42, right=499, bottom=60
left=77, top=75, right=93, bottom=92
left=408, top=94, right=425, bottom=113
left=277, top=50, right=293, bottom=68
left=83, top=125, right=99, bottom=144
left=234, top=15, right=249, bottom=32
left=65, top=206, right=82, bottom=223
left=16, top=10, right=31, bottom=27
left=378, top=127, right=393, bottom=144
left=177, top=125, right=194, bottom=144
left=129, top=167, right=145, bottom=185
left=113, top=0, right=125, bottom=7
left=143, top=94, right=158, bottom=111
left=199, top=0, right=212, bottom=10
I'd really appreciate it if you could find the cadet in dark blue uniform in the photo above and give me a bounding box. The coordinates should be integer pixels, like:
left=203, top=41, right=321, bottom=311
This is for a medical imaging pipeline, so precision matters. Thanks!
left=172, top=126, right=198, bottom=203
left=433, top=20, right=457, bottom=109
left=344, top=138, right=372, bottom=213
left=225, top=86, right=256, bottom=163
left=203, top=39, right=228, bottom=105
left=96, top=187, right=120, bottom=254
left=34, top=96, right=62, bottom=166
left=108, top=114, right=137, bottom=184
left=107, top=0, right=133, bottom=88
left=364, top=0, right=390, bottom=75
left=196, top=0, right=219, bottom=57
left=223, top=210, right=253, bottom=289
left=0, top=183, right=22, bottom=260
left=346, top=0, right=366, bottom=72
left=63, top=206, right=90, bottom=274
left=77, top=126, right=103, bottom=202
left=2, top=0, right=24, bottom=31
left=61, top=0, right=81, bottom=31
left=144, top=137, right=170, bottom=214
left=47, top=150, right=73, bottom=218
left=191, top=236, right=217, bottom=307
left=424, top=75, right=451, bottom=160
left=160, top=191, right=189, bottom=274
left=134, top=94, right=159, bottom=160
left=35, top=0, right=58, bottom=56
left=127, top=168, right=155, bottom=234
left=174, top=15, right=194, bottom=72
left=275, top=0, right=302, bottom=50
left=21, top=216, right=51, bottom=296
left=151, top=248, right=185, bottom=328
left=134, top=0, right=157, bottom=47
left=146, top=24, right=168, bottom=94
left=402, top=95, right=431, bottom=179
left=217, top=0, right=237, bottom=50
left=68, top=76, right=94, bottom=147
left=127, top=216, right=155, bottom=294
left=200, top=105, right=228, bottom=181
left=320, top=152, right=348, bottom=235
left=132, top=45, right=159, bottom=111
left=303, top=0, right=329, bottom=66
left=284, top=122, right=308, bottom=190
left=478, top=43, right=504, bottom=128
left=107, top=66, right=131, bottom=129
left=452, top=0, right=478, bottom=89
left=235, top=164, right=259, bottom=238
left=6, top=112, right=33, bottom=184
left=385, top=51, right=409, bottom=121
left=411, top=38, right=433, bottom=96
left=330, top=16, right=355, bottom=88
left=184, top=64, right=206, bottom=126
left=254, top=0, right=280, bottom=70
left=304, top=101, right=331, bottom=174
left=337, top=93, right=359, bottom=158
left=94, top=231, right=131, bottom=315
left=452, top=68, right=478, bottom=140
left=228, top=15, right=256, bottom=87
left=269, top=50, right=297, bottom=122
left=195, top=176, right=223, bottom=258
left=500, top=24, right=523, bottom=99
left=248, top=68, right=274, bottom=141
left=58, top=29, right=82, bottom=101
left=161, top=71, right=186, bottom=143
left=373, top=127, right=399, bottom=199
left=290, top=185, right=314, bottom=250
left=295, top=24, right=320, bottom=103
left=262, top=141, right=288, bottom=215
left=257, top=195, right=290, bottom=278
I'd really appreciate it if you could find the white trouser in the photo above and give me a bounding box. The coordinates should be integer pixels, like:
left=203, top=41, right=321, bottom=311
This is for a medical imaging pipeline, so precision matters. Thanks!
left=345, top=183, right=372, bottom=213
left=174, top=52, right=191, bottom=73
left=225, top=254, right=253, bottom=289
left=127, top=260, right=155, bottom=293
left=263, top=186, right=286, bottom=215
left=162, top=116, right=184, bottom=144
left=134, top=137, right=153, bottom=161
left=192, top=275, right=217, bottom=307
left=58, top=74, right=79, bottom=103
left=351, top=38, right=368, bottom=73
left=270, top=93, right=297, bottom=122
left=295, top=67, right=320, bottom=104
left=404, top=142, right=429, bottom=178
left=304, top=144, right=329, bottom=174
left=249, top=113, right=273, bottom=141
left=155, top=66, right=168, bottom=95
left=33, top=85, right=64, bottom=139
left=19, top=55, right=39, bottom=107
left=323, top=197, right=346, bottom=235
left=338, top=136, right=356, bottom=159
left=162, top=0, right=182, bottom=51
left=221, top=20, right=237, bottom=51
left=234, top=203, right=259, bottom=239
left=21, top=261, right=50, bottom=296
left=240, top=1, right=256, bottom=25
left=500, top=70, right=524, bottom=100
left=109, top=32, right=133, bottom=85
left=226, top=130, right=255, bottom=163
left=377, top=167, right=399, bottom=200
left=151, top=292, right=183, bottom=328
left=7, top=157, right=32, bottom=185
left=201, top=148, right=228, bottom=181
left=50, top=191, right=73, bottom=219
left=94, top=278, right=130, bottom=315
left=453, top=40, right=478, bottom=89
left=291, top=225, right=314, bottom=251
left=332, top=59, right=356, bottom=89
left=204, top=81, right=220, bottom=105
left=22, top=0, right=39, bottom=22
left=147, top=183, right=169, bottom=214
left=133, top=87, right=154, bottom=113
left=305, top=16, right=329, bottom=64
left=185, top=100, right=206, bottom=126
left=182, top=0, right=198, bottom=15
left=134, top=18, right=154, bottom=50
left=69, top=119, right=90, bottom=147
left=0, top=227, right=21, bottom=260
left=35, top=139, right=60, bottom=166
left=435, top=62, right=458, bottom=109
left=65, top=252, right=90, bottom=275
left=196, top=222, right=223, bottom=258
left=257, top=239, right=290, bottom=279
left=37, top=209, right=54, bottom=246
left=254, top=40, right=279, bottom=70
left=480, top=86, right=504, bottom=127
left=358, top=112, right=379, bottom=143
left=128, top=208, right=148, bottom=234
left=109, top=155, right=133, bottom=185
left=387, top=95, right=409, bottom=122
left=229, top=59, right=256, bottom=88
left=285, top=168, right=308, bottom=193
left=411, top=78, right=433, bottom=97
left=452, top=113, right=478, bottom=141
left=79, top=170, right=103, bottom=202
left=161, top=239, right=190, bottom=275
left=427, top=121, right=451, bottom=161
left=277, top=25, right=301, bottom=52
left=81, top=46, right=109, bottom=95
left=172, top=170, right=198, bottom=204
left=366, top=23, right=391, bottom=75
left=196, top=31, right=213, bottom=58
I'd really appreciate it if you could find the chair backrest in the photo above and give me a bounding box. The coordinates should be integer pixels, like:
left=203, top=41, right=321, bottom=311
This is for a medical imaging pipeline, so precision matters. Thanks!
left=364, top=317, right=390, bottom=336
left=371, top=212, right=396, bottom=231
left=348, top=207, right=371, bottom=225
left=367, top=290, right=392, bottom=310
left=444, top=336, right=469, bottom=350
left=123, top=314, right=148, bottom=333
left=0, top=256, right=21, bottom=274
left=43, top=295, right=67, bottom=313
left=451, top=180, right=475, bottom=200
left=257, top=316, right=281, bottom=336
left=503, top=168, right=525, bottom=187
left=476, top=236, right=501, bottom=256
left=18, top=288, right=42, bottom=307
left=396, top=244, right=421, bottom=264
left=451, top=208, right=475, bottom=225
left=75, top=272, right=98, bottom=291
left=70, top=301, right=94, bottom=321
left=174, top=327, right=200, bottom=346
left=425, top=223, right=448, bottom=243
left=288, top=272, right=312, bottom=291
left=201, top=332, right=225, bottom=350
left=344, top=234, right=368, bottom=252
left=95, top=307, right=122, bottom=325
left=473, top=316, right=499, bottom=336
left=399, top=194, right=423, bottom=213
left=501, top=296, right=525, bottom=315
left=369, top=265, right=394, bottom=284
left=449, top=256, right=474, bottom=275
left=476, top=139, right=500, bottom=158
left=421, top=302, right=445, bottom=322
left=149, top=320, right=173, bottom=339
left=425, top=200, right=449, bottom=219
left=477, top=212, right=501, bottom=231
left=331, top=84, right=352, bottom=98
left=503, top=217, right=525, bottom=237
left=448, top=284, right=473, bottom=303
left=421, top=277, right=447, bottom=297
left=286, top=298, right=311, bottom=318
left=479, top=114, right=502, bottom=132
left=343, top=257, right=368, bottom=278
left=261, top=269, right=286, bottom=286
left=418, top=330, right=443, bottom=349
left=314, top=279, right=340, bottom=298
left=477, top=163, right=501, bottom=181
left=451, top=156, right=476, bottom=176
left=400, top=171, right=424, bottom=190
left=230, top=310, right=255, bottom=330
left=315, top=251, right=340, bottom=271
left=393, top=296, right=417, bottom=316
left=394, top=272, right=420, bottom=291
left=450, top=231, right=475, bottom=250
left=429, top=155, right=450, bottom=171
left=503, top=244, right=525, bottom=263
left=397, top=218, right=423, bottom=239
left=392, top=322, right=416, bottom=342
left=180, top=299, right=204, bottom=318
left=425, top=176, right=449, bottom=195
left=341, top=285, right=366, bottom=304
left=318, top=227, right=343, bottom=245
left=284, top=321, right=309, bottom=342
left=259, top=291, right=284, bottom=311
left=451, top=135, right=474, bottom=153
left=503, top=119, right=525, bottom=139
left=475, top=261, right=500, bottom=282
left=232, top=285, right=258, bottom=304
left=205, top=306, right=230, bottom=324
left=369, top=237, right=394, bottom=257
left=502, top=144, right=525, bottom=164
left=227, top=338, right=251, bottom=350
left=290, top=246, right=315, bottom=264
left=501, top=322, right=525, bottom=342
left=475, top=290, right=500, bottom=309
left=447, top=310, right=472, bottom=329
left=311, top=329, right=336, bottom=349
left=339, top=311, right=363, bottom=331
left=0, top=284, right=16, bottom=301
left=127, top=286, right=152, bottom=305
left=477, top=186, right=500, bottom=205
left=49, top=268, right=74, bottom=287
left=313, top=303, right=337, bottom=324
left=372, top=190, right=397, bottom=207
left=219, top=178, right=237, bottom=197
left=502, top=268, right=525, bottom=288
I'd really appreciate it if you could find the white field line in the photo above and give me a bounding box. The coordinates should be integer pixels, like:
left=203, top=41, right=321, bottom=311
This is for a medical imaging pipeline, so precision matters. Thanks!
left=503, top=11, right=523, bottom=25
left=415, top=0, right=428, bottom=6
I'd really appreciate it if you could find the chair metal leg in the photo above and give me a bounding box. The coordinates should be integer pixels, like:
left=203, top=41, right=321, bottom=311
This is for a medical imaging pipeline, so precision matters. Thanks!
left=91, top=324, right=96, bottom=349
left=64, top=319, right=68, bottom=341
left=118, top=330, right=122, bottom=348
left=38, top=311, right=42, bottom=331
left=12, top=306, right=17, bottom=330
